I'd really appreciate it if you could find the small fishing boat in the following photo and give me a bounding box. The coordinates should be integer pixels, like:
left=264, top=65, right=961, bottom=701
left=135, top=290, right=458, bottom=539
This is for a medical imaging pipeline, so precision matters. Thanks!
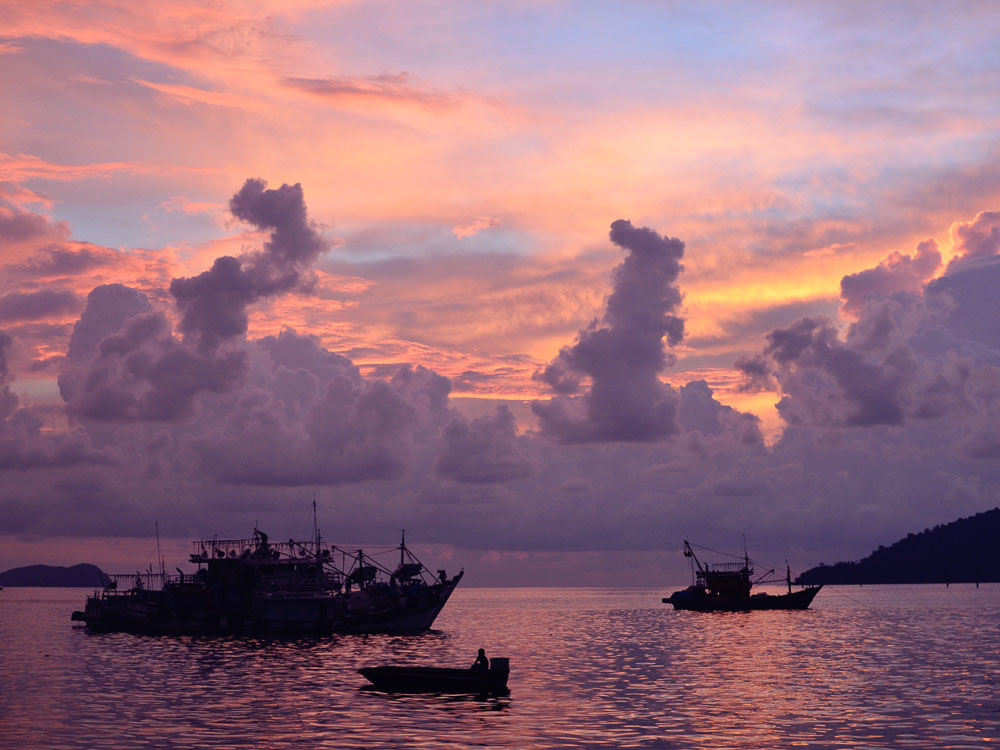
left=663, top=540, right=822, bottom=611
left=359, top=657, right=509, bottom=693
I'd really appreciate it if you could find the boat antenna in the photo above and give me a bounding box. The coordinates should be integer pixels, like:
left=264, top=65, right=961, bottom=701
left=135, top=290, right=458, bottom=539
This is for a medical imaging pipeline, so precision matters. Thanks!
left=312, top=495, right=320, bottom=553
left=155, top=521, right=164, bottom=579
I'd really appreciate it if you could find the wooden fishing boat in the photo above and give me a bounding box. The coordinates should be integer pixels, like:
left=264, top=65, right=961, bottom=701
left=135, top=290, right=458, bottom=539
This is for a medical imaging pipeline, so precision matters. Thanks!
left=359, top=658, right=509, bottom=693
left=663, top=540, right=822, bottom=611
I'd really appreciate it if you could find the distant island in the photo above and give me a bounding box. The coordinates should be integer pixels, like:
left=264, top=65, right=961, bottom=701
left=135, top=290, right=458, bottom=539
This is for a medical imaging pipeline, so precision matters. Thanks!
left=0, top=563, right=110, bottom=588
left=798, top=507, right=1000, bottom=585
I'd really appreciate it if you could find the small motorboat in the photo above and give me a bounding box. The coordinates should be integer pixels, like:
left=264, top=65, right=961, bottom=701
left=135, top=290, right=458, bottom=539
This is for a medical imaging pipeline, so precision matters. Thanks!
left=359, top=657, right=509, bottom=693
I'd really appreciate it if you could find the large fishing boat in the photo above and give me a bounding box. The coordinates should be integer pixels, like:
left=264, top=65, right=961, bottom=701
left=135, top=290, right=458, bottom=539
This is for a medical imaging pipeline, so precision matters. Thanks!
left=71, top=515, right=462, bottom=635
left=663, top=540, right=821, bottom=611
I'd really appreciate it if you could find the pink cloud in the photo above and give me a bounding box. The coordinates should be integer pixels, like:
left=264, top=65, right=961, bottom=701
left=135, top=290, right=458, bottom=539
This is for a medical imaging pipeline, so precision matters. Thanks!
left=453, top=216, right=499, bottom=239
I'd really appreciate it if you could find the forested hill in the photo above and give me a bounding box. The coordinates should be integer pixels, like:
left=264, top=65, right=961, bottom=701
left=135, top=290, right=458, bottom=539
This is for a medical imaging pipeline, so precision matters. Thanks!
left=798, top=508, right=1000, bottom=585
left=0, top=563, right=110, bottom=587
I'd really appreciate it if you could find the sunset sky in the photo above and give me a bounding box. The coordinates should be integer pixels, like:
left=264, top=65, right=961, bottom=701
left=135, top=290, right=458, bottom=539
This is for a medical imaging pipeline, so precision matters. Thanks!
left=2, top=1, right=1000, bottom=584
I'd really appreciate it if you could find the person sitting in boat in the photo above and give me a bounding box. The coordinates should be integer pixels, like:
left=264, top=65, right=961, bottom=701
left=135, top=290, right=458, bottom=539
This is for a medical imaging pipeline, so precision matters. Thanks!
left=471, top=648, right=489, bottom=673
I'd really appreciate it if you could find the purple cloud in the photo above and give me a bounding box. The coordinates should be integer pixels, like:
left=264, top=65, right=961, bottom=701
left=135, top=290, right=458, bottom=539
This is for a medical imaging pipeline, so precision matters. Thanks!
left=0, top=289, right=80, bottom=322
left=840, top=239, right=941, bottom=315
left=0, top=206, right=57, bottom=243
left=946, top=210, right=1000, bottom=273
left=58, top=284, right=246, bottom=423
left=14, top=245, right=115, bottom=277
left=746, top=210, right=1000, bottom=433
left=436, top=405, right=534, bottom=483
left=170, top=179, right=329, bottom=352
left=534, top=219, right=685, bottom=442
left=192, top=337, right=452, bottom=486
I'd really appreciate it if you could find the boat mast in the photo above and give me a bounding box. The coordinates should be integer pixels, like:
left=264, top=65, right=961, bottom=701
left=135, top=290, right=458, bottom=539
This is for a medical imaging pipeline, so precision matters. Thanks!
left=400, top=529, right=405, bottom=567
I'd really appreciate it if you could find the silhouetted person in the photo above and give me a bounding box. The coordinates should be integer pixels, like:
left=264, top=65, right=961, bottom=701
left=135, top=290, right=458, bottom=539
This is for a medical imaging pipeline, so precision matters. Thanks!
left=471, top=648, right=489, bottom=673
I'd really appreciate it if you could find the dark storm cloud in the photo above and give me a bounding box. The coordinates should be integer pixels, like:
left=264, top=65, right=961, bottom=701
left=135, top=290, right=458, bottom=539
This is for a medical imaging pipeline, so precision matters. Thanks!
left=170, top=179, right=329, bottom=352
left=0, top=289, right=81, bottom=322
left=533, top=220, right=686, bottom=442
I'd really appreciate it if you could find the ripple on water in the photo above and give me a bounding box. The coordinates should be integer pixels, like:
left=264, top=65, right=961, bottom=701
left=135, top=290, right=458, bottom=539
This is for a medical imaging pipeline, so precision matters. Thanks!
left=0, top=585, right=999, bottom=748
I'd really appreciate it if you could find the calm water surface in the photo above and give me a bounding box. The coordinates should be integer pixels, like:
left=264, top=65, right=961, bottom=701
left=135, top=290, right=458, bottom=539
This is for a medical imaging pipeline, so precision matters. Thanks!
left=1, top=585, right=998, bottom=748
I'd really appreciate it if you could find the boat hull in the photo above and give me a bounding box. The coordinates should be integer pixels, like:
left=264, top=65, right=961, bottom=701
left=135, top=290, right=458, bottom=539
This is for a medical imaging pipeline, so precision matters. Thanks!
left=73, top=575, right=462, bottom=635
left=663, top=585, right=822, bottom=611
left=359, top=663, right=509, bottom=693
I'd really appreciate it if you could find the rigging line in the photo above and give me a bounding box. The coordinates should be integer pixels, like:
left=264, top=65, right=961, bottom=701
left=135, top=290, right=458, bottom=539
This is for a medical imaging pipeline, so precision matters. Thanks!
left=688, top=542, right=748, bottom=561
left=282, top=504, right=312, bottom=540
left=823, top=585, right=879, bottom=612
left=689, top=542, right=791, bottom=573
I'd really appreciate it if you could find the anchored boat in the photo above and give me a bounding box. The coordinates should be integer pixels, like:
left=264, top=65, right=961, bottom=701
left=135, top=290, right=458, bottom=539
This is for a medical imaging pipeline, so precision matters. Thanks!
left=663, top=540, right=821, bottom=611
left=71, top=517, right=462, bottom=635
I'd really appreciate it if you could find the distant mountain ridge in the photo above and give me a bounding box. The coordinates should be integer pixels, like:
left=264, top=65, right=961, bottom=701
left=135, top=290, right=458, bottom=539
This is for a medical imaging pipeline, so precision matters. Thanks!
left=0, top=563, right=110, bottom=587
left=798, top=508, right=1000, bottom=585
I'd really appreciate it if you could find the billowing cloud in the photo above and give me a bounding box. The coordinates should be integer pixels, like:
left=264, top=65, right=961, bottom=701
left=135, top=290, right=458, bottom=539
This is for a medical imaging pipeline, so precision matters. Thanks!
left=436, top=405, right=534, bottom=483
left=946, top=210, right=1000, bottom=273
left=742, top=211, right=1000, bottom=442
left=170, top=179, right=330, bottom=352
left=2, top=177, right=999, bottom=586
left=533, top=219, right=685, bottom=442
left=839, top=239, right=941, bottom=315
left=0, top=329, right=111, bottom=470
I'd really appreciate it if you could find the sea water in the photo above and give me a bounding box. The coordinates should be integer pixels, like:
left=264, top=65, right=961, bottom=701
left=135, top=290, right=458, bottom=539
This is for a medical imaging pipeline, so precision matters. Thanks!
left=1, top=585, right=998, bottom=749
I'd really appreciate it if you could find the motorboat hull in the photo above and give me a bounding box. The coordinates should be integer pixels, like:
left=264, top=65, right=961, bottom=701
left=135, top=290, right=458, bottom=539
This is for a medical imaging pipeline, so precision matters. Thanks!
left=359, top=662, right=509, bottom=693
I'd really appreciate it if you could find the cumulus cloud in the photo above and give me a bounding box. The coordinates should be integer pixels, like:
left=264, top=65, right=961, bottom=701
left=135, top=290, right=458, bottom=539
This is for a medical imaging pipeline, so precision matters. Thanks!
left=946, top=210, right=1000, bottom=273
left=533, top=219, right=686, bottom=442
left=0, top=329, right=110, bottom=470
left=840, top=239, right=941, bottom=315
left=743, top=213, right=1000, bottom=438
left=57, top=284, right=245, bottom=423
left=436, top=405, right=534, bottom=483
left=5, top=195, right=1000, bottom=585
left=170, top=179, right=329, bottom=352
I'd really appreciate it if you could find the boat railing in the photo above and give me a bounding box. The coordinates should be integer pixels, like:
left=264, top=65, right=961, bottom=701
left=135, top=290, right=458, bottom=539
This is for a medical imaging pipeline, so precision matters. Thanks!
left=706, top=562, right=750, bottom=573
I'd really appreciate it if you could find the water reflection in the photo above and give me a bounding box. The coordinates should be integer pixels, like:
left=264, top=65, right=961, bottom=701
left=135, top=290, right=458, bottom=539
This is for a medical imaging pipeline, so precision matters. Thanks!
left=1, top=586, right=998, bottom=748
